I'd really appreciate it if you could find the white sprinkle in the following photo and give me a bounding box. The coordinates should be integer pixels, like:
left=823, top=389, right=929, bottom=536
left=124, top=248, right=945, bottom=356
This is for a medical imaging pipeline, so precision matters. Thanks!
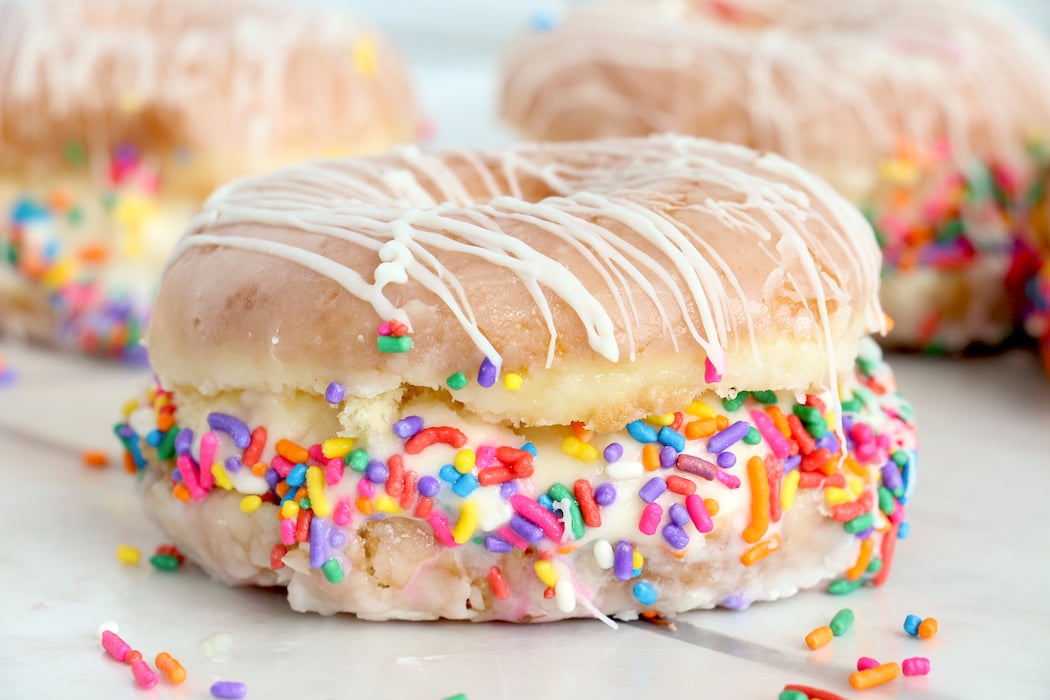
left=555, top=580, right=577, bottom=614
left=200, top=633, right=234, bottom=661
left=593, top=539, right=614, bottom=569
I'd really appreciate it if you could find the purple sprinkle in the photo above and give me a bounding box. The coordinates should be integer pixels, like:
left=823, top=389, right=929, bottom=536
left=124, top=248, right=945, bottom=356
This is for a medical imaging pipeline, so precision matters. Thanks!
left=392, top=415, right=424, bottom=439
left=477, top=357, right=499, bottom=388
left=783, top=454, right=802, bottom=472
left=603, top=442, right=624, bottom=462
left=719, top=594, right=752, bottom=611
left=116, top=424, right=137, bottom=440
left=842, top=414, right=855, bottom=436
left=706, top=420, right=750, bottom=453
left=210, top=681, right=248, bottom=699
left=206, top=413, right=251, bottom=449
left=816, top=433, right=840, bottom=453
left=669, top=503, right=690, bottom=527
left=659, top=445, right=677, bottom=469
left=170, top=470, right=183, bottom=483
left=365, top=460, right=389, bottom=484
left=881, top=461, right=903, bottom=491
left=675, top=453, right=717, bottom=480
left=328, top=529, right=346, bottom=548
left=484, top=536, right=514, bottom=553
left=613, top=540, right=634, bottom=581
left=509, top=514, right=545, bottom=543
left=264, top=469, right=280, bottom=490
left=224, top=456, right=243, bottom=473
left=594, top=483, right=617, bottom=506
left=499, top=482, right=519, bottom=499
left=417, top=475, right=440, bottom=497
left=309, top=518, right=330, bottom=569
left=855, top=527, right=874, bottom=540
left=173, top=428, right=194, bottom=456
left=662, top=523, right=689, bottom=550
left=717, top=451, right=737, bottom=469
left=638, top=477, right=667, bottom=503
left=324, top=382, right=345, bottom=403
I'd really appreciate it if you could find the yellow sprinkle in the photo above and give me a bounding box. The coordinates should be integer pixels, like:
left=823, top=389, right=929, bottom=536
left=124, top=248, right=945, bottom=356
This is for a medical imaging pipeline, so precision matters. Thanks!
left=116, top=545, right=140, bottom=565
left=306, top=466, right=332, bottom=517
left=561, top=436, right=599, bottom=462
left=352, top=35, right=379, bottom=79
left=879, top=157, right=920, bottom=186
left=782, top=470, right=800, bottom=510
left=121, top=399, right=140, bottom=419
left=42, top=259, right=74, bottom=289
left=211, top=463, right=233, bottom=490
left=321, top=438, right=355, bottom=459
left=503, top=372, right=523, bottom=391
left=534, top=559, right=558, bottom=587
left=453, top=449, right=476, bottom=474
left=119, top=92, right=143, bottom=113
left=240, top=495, right=262, bottom=513
left=685, top=400, right=716, bottom=418
left=452, top=500, right=478, bottom=544
left=824, top=487, right=852, bottom=506
left=374, top=494, right=401, bottom=515
left=280, top=501, right=300, bottom=519
left=846, top=474, right=865, bottom=497
left=646, top=413, right=676, bottom=426
left=632, top=549, right=644, bottom=571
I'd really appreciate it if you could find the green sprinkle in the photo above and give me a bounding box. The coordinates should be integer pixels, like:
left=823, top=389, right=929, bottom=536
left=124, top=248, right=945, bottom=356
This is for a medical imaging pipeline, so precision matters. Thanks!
left=63, top=140, right=87, bottom=165
left=829, top=608, right=855, bottom=636
left=828, top=578, right=863, bottom=595
left=856, top=356, right=879, bottom=377
left=779, top=691, right=808, bottom=700
left=149, top=554, right=180, bottom=571
left=376, top=335, right=413, bottom=353
left=896, top=401, right=916, bottom=422
left=442, top=695, right=468, bottom=700
left=844, top=513, right=875, bottom=534
left=922, top=342, right=947, bottom=356
left=935, top=217, right=965, bottom=243
left=548, top=483, right=584, bottom=540
left=806, top=417, right=828, bottom=439
left=299, top=497, right=311, bottom=510
left=101, top=192, right=117, bottom=212
left=156, top=427, right=180, bottom=461
left=348, top=448, right=369, bottom=472
left=840, top=398, right=861, bottom=414
left=792, top=404, right=820, bottom=423
left=66, top=207, right=85, bottom=226
left=866, top=557, right=883, bottom=574
left=892, top=451, right=910, bottom=467
left=446, top=372, right=468, bottom=390
left=721, top=391, right=748, bottom=412
left=743, top=427, right=761, bottom=445
left=750, top=390, right=778, bottom=405
left=877, top=486, right=895, bottom=515
left=321, top=558, right=345, bottom=583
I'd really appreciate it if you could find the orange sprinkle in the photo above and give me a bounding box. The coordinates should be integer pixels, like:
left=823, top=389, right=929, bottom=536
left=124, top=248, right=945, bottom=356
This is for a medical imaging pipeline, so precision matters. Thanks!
left=156, top=413, right=175, bottom=432
left=742, top=456, right=770, bottom=543
left=918, top=617, right=939, bottom=639
left=740, top=534, right=780, bottom=566
left=172, top=483, right=190, bottom=502
left=846, top=537, right=876, bottom=581
left=805, top=626, right=834, bottom=650
left=883, top=313, right=896, bottom=333
left=765, top=405, right=792, bottom=438
left=77, top=243, right=111, bottom=264
left=356, top=497, right=374, bottom=516
left=849, top=662, right=900, bottom=690
left=703, top=498, right=720, bottom=517
left=570, top=421, right=593, bottom=442
left=843, top=455, right=867, bottom=477
left=275, top=439, right=309, bottom=465
left=82, top=450, right=109, bottom=468
left=48, top=188, right=74, bottom=211
left=123, top=452, right=138, bottom=474
left=557, top=543, right=579, bottom=555
left=684, top=418, right=718, bottom=440
left=250, top=461, right=268, bottom=477
left=641, top=443, right=661, bottom=471
left=274, top=482, right=290, bottom=499
left=487, top=566, right=510, bottom=600
left=715, top=415, right=730, bottom=430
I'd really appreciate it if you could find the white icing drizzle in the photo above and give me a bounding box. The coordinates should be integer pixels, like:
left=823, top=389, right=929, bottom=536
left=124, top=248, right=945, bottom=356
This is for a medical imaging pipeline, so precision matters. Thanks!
left=171, top=135, right=883, bottom=382
left=500, top=0, right=1050, bottom=196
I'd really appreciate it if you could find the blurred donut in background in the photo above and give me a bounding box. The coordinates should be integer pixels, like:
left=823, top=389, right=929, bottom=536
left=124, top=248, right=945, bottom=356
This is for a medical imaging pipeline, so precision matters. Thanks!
left=0, top=0, right=417, bottom=361
left=500, top=0, right=1050, bottom=355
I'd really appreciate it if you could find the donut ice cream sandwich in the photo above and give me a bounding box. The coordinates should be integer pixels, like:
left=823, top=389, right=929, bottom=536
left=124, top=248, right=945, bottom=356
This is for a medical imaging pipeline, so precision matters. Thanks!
left=117, top=135, right=917, bottom=622
left=0, top=0, right=416, bottom=360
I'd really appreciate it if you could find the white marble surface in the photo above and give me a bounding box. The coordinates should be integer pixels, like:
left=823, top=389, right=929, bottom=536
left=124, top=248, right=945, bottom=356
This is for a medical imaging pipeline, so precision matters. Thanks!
left=4, top=0, right=1050, bottom=698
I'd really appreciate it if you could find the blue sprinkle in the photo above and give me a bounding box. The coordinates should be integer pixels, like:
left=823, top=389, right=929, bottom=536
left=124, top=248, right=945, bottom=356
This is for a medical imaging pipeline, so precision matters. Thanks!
left=146, top=429, right=163, bottom=447
left=438, top=464, right=460, bottom=484
left=286, top=463, right=308, bottom=488
left=901, top=449, right=917, bottom=505
left=520, top=442, right=538, bottom=456
left=626, top=420, right=658, bottom=444
left=452, top=472, right=479, bottom=497
left=632, top=581, right=658, bottom=606
left=529, top=7, right=559, bottom=32
left=657, top=426, right=685, bottom=452
left=898, top=522, right=911, bottom=539
left=538, top=493, right=555, bottom=512
left=903, top=614, right=922, bottom=636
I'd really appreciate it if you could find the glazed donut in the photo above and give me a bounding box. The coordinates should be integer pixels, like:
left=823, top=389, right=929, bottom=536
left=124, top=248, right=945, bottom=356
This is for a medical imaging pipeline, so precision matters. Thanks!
left=115, top=135, right=917, bottom=622
left=499, top=0, right=1050, bottom=352
left=0, top=0, right=416, bottom=360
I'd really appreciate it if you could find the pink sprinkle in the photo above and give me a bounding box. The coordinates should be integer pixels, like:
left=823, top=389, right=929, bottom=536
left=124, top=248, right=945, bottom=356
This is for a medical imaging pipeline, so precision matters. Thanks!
left=715, top=469, right=741, bottom=489
left=333, top=498, right=353, bottom=526
left=131, top=660, right=158, bottom=689
left=101, top=630, right=132, bottom=662
left=416, top=115, right=437, bottom=142
left=176, top=455, right=206, bottom=501
left=427, top=512, right=457, bottom=547
left=497, top=525, right=530, bottom=551
left=638, top=502, right=663, bottom=535
left=198, top=432, right=217, bottom=490
left=475, top=445, right=498, bottom=469
left=750, top=410, right=790, bottom=459
left=704, top=357, right=722, bottom=383
left=902, top=656, right=931, bottom=676
left=510, top=495, right=565, bottom=543
left=308, top=443, right=326, bottom=464
left=279, top=518, right=296, bottom=546
left=271, top=455, right=295, bottom=478
left=684, top=493, right=713, bottom=533
left=857, top=656, right=880, bottom=671
left=357, top=479, right=375, bottom=499
left=377, top=322, right=392, bottom=336
left=889, top=501, right=906, bottom=524
left=324, top=458, right=344, bottom=486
